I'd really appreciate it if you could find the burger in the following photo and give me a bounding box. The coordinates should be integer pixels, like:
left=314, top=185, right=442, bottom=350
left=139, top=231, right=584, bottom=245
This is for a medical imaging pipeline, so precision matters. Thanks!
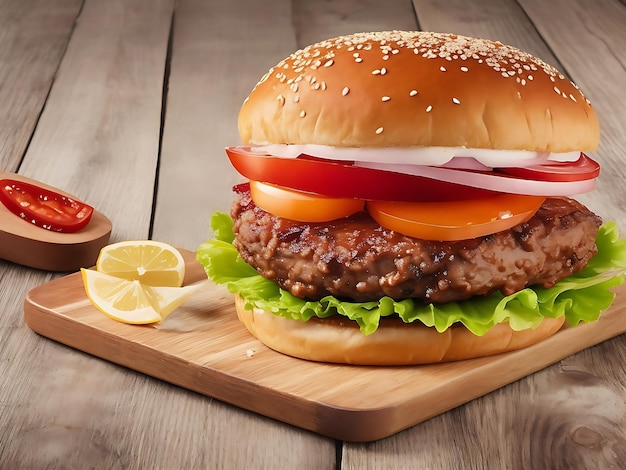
left=197, top=31, right=626, bottom=365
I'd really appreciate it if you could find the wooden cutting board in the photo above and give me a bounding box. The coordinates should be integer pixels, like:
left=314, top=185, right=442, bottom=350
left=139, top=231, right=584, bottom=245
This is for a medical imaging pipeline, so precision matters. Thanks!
left=24, top=249, right=626, bottom=442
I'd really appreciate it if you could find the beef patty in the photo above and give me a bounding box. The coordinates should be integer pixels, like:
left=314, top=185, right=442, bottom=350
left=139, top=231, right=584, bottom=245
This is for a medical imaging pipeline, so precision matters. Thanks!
left=231, top=185, right=602, bottom=303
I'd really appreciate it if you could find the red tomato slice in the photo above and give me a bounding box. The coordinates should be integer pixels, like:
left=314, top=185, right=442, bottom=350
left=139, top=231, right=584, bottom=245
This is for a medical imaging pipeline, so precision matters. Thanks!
left=0, top=179, right=94, bottom=232
left=227, top=147, right=498, bottom=202
left=249, top=181, right=365, bottom=222
left=367, top=195, right=545, bottom=241
left=497, top=154, right=599, bottom=182
left=226, top=146, right=597, bottom=200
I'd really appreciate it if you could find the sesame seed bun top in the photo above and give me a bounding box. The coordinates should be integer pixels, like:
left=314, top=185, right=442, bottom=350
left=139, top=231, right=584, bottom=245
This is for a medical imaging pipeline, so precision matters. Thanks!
left=238, top=31, right=599, bottom=153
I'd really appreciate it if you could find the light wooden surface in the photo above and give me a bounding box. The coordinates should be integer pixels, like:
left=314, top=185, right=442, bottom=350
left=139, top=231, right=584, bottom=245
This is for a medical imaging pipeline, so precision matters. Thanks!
left=1, top=0, right=625, bottom=468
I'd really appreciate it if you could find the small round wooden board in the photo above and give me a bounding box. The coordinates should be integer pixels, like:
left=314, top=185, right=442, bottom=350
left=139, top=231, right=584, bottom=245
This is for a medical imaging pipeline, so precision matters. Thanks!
left=0, top=172, right=112, bottom=271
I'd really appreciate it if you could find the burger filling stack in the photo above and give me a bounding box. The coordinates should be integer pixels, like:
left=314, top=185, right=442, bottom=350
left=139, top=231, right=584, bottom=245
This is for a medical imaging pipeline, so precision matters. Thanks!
left=197, top=31, right=626, bottom=365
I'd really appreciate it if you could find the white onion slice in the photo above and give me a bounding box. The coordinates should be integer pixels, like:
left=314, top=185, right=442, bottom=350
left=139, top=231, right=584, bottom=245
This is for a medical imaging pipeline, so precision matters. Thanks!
left=250, top=144, right=581, bottom=167
left=356, top=162, right=596, bottom=196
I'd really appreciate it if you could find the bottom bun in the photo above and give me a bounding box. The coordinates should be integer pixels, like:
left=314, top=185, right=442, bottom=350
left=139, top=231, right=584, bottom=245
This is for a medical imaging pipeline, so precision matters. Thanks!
left=235, top=295, right=566, bottom=365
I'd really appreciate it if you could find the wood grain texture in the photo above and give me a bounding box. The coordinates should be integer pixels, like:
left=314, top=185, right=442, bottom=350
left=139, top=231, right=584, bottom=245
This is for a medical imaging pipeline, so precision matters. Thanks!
left=153, top=0, right=297, bottom=250
left=0, top=0, right=81, bottom=171
left=0, top=1, right=176, bottom=468
left=23, top=251, right=626, bottom=443
left=292, top=0, right=418, bottom=47
left=17, top=0, right=173, bottom=241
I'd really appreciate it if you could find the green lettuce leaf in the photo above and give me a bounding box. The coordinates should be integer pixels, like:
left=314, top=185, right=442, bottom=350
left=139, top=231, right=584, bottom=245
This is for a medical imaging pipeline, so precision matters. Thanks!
left=196, top=213, right=626, bottom=336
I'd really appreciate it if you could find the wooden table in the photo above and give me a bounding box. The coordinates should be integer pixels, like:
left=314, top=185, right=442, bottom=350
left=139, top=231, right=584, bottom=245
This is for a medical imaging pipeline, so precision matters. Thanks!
left=1, top=0, right=625, bottom=468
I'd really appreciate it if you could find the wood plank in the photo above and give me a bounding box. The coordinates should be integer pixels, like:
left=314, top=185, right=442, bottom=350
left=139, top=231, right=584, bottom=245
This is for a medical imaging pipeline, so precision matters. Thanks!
left=153, top=0, right=297, bottom=250
left=292, top=0, right=418, bottom=47
left=0, top=0, right=82, bottom=171
left=0, top=1, right=175, bottom=468
left=17, top=0, right=172, bottom=241
left=152, top=0, right=336, bottom=466
left=23, top=251, right=626, bottom=442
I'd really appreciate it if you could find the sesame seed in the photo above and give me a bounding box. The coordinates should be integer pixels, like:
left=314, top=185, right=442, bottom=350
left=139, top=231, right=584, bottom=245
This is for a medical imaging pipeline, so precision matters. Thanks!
left=569, top=94, right=577, bottom=102
left=299, top=110, right=306, bottom=118
left=265, top=32, right=592, bottom=112
left=409, top=90, right=418, bottom=96
left=321, top=81, right=327, bottom=90
left=452, top=97, right=461, bottom=104
left=276, top=94, right=285, bottom=106
left=382, top=96, right=391, bottom=102
left=342, top=86, right=350, bottom=96
left=426, top=105, right=433, bottom=112
left=375, top=127, right=384, bottom=134
left=291, top=83, right=299, bottom=92
left=293, top=95, right=300, bottom=102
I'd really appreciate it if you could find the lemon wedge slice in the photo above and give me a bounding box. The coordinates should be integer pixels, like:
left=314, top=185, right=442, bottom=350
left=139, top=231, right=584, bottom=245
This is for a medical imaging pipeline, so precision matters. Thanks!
left=81, top=268, right=200, bottom=325
left=95, top=240, right=186, bottom=287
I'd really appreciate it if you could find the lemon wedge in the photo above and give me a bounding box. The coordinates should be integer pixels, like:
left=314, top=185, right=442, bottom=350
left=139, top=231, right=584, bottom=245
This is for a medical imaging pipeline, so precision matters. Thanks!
left=81, top=268, right=200, bottom=325
left=95, top=240, right=185, bottom=287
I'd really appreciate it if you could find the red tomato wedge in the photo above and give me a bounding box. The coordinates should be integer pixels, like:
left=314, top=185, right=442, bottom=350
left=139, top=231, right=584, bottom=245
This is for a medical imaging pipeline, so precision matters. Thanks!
left=249, top=181, right=364, bottom=222
left=0, top=179, right=94, bottom=232
left=497, top=154, right=600, bottom=182
left=227, top=147, right=498, bottom=202
left=367, top=195, right=546, bottom=241
left=226, top=146, right=598, bottom=200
